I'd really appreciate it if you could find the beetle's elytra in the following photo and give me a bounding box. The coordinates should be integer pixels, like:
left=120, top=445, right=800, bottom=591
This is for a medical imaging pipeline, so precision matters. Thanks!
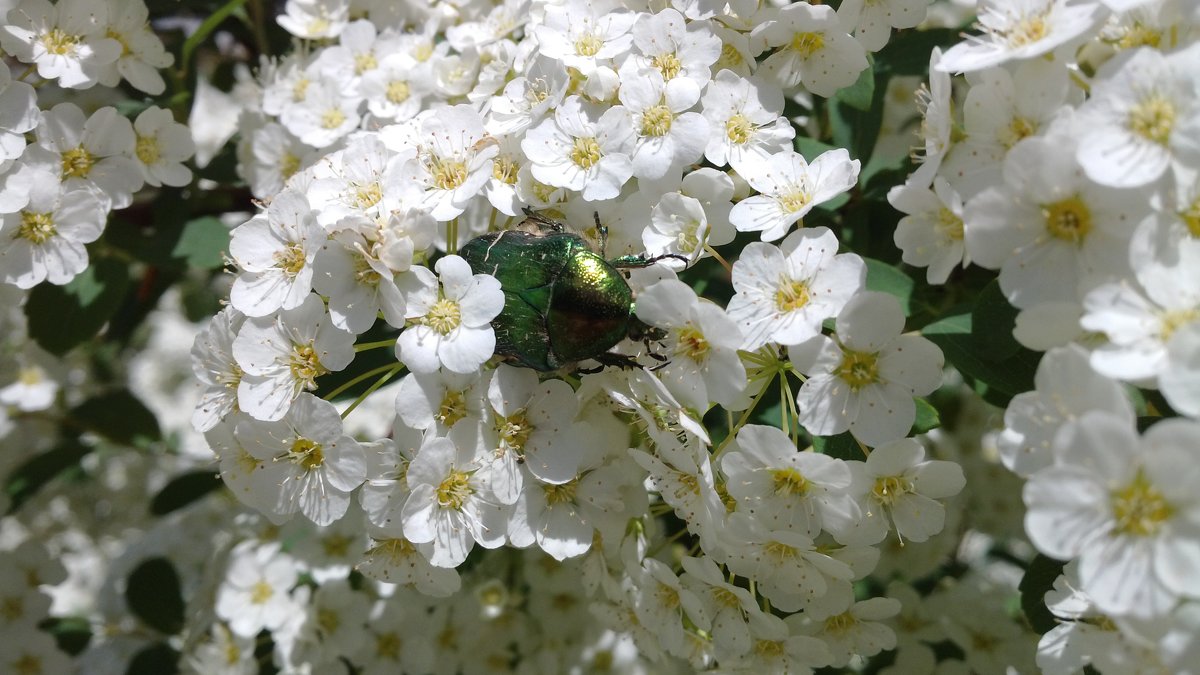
left=460, top=214, right=641, bottom=372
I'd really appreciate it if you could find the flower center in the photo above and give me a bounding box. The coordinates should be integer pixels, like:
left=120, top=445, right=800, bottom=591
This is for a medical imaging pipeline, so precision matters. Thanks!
left=352, top=253, right=382, bottom=286
left=717, top=42, right=743, bottom=69
left=275, top=243, right=307, bottom=276
left=320, top=108, right=347, bottom=130
left=437, top=389, right=468, bottom=427
left=375, top=633, right=402, bottom=660
left=789, top=32, right=824, bottom=57
left=1181, top=196, right=1200, bottom=238
left=289, top=343, right=328, bottom=389
left=317, top=607, right=339, bottom=635
left=288, top=437, right=324, bottom=470
left=430, top=156, right=468, bottom=191
left=1118, top=23, right=1162, bottom=50
left=712, top=586, right=741, bottom=609
left=493, top=155, right=519, bottom=184
left=754, top=639, right=785, bottom=658
left=543, top=479, right=579, bottom=506
left=777, top=188, right=812, bottom=214
left=135, top=135, right=161, bottom=165
left=351, top=180, right=382, bottom=209
left=774, top=278, right=811, bottom=313
left=651, top=52, right=682, bottom=80
left=654, top=580, right=681, bottom=609
left=676, top=325, right=709, bottom=361
left=423, top=298, right=462, bottom=335
left=497, top=410, right=532, bottom=451
left=641, top=105, right=673, bottom=137
left=1128, top=95, right=1176, bottom=146
left=836, top=349, right=880, bottom=391
left=61, top=146, right=95, bottom=179
left=41, top=28, right=79, bottom=55
left=1159, top=308, right=1199, bottom=341
left=872, top=475, right=912, bottom=507
left=386, top=79, right=411, bottom=104
left=436, top=469, right=472, bottom=510
left=1004, top=116, right=1037, bottom=148
left=1004, top=12, right=1049, bottom=47
left=1111, top=469, right=1173, bottom=537
left=354, top=52, right=378, bottom=75
left=281, top=152, right=301, bottom=180
left=763, top=540, right=798, bottom=561
left=824, top=611, right=856, bottom=635
left=726, top=113, right=753, bottom=145
left=18, top=212, right=56, bottom=244
left=292, top=78, right=311, bottom=102
left=249, top=580, right=274, bottom=604
left=1042, top=196, right=1092, bottom=244
left=574, top=32, right=602, bottom=57
left=770, top=467, right=809, bottom=497
left=936, top=207, right=964, bottom=240
left=570, top=137, right=602, bottom=170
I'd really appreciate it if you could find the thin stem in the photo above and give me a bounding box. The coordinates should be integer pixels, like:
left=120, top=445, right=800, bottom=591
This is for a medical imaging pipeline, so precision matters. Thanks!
left=711, top=374, right=773, bottom=459
left=15, top=63, right=36, bottom=82
left=447, top=217, right=459, bottom=255
left=323, top=362, right=401, bottom=401
left=341, top=364, right=405, bottom=419
left=354, top=338, right=397, bottom=353
left=704, top=244, right=733, bottom=274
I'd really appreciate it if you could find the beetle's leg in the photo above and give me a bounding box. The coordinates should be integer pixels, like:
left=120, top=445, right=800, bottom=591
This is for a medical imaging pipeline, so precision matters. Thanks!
left=608, top=253, right=691, bottom=269
left=520, top=207, right=565, bottom=233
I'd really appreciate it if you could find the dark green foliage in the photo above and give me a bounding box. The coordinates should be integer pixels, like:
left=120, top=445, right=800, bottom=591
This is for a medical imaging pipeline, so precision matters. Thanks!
left=126, top=558, right=186, bottom=635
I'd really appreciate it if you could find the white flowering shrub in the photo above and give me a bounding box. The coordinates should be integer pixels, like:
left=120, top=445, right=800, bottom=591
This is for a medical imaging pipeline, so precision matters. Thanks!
left=2, top=0, right=1198, bottom=673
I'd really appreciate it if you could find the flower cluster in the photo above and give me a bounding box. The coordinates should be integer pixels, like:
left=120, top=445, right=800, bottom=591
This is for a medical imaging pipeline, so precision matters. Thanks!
left=185, top=0, right=967, bottom=671
left=893, top=1, right=1200, bottom=671
left=0, top=0, right=192, bottom=291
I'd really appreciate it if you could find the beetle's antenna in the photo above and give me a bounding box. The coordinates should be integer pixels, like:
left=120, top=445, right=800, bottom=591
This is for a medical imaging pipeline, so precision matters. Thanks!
left=593, top=212, right=608, bottom=258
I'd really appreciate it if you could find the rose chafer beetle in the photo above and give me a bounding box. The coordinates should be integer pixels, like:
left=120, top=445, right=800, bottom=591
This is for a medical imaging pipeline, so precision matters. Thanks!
left=459, top=211, right=682, bottom=372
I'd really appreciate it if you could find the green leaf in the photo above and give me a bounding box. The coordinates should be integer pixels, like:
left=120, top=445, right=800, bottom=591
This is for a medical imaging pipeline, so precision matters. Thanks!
left=923, top=310, right=1040, bottom=408
left=41, top=617, right=92, bottom=656
left=171, top=217, right=230, bottom=269
left=875, top=28, right=961, bottom=77
left=1020, top=554, right=1066, bottom=634
left=835, top=60, right=875, bottom=112
left=865, top=258, right=914, bottom=316
left=794, top=136, right=840, bottom=162
left=829, top=66, right=886, bottom=165
left=151, top=471, right=222, bottom=516
left=911, top=397, right=941, bottom=434
left=71, top=389, right=162, bottom=447
left=5, top=439, right=91, bottom=512
left=126, top=642, right=180, bottom=675
left=126, top=558, right=186, bottom=636
left=971, top=280, right=1022, bottom=360
left=812, top=432, right=862, bottom=461
left=25, top=257, right=131, bottom=356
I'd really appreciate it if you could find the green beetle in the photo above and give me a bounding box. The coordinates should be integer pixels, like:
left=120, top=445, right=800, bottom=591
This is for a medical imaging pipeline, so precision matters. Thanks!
left=459, top=212, right=680, bottom=372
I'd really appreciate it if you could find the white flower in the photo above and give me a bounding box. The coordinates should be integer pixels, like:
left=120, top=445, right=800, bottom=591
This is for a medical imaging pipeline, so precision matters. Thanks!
left=235, top=394, right=366, bottom=525
left=311, top=223, right=407, bottom=333
left=395, top=255, right=503, bottom=375
left=393, top=369, right=486, bottom=433
left=0, top=0, right=121, bottom=89
left=837, top=0, right=928, bottom=52
left=215, top=543, right=303, bottom=638
left=997, top=344, right=1136, bottom=478
left=228, top=190, right=325, bottom=318
left=23, top=103, right=141, bottom=210
left=680, top=555, right=769, bottom=660
left=400, top=105, right=497, bottom=221
left=1081, top=242, right=1200, bottom=383
left=484, top=56, right=568, bottom=136
left=634, top=558, right=711, bottom=658
left=791, top=291, right=944, bottom=447
left=359, top=53, right=429, bottom=122
left=1076, top=45, right=1200, bottom=188
left=795, top=597, right=901, bottom=667
left=277, top=0, right=348, bottom=39
left=131, top=106, right=195, bottom=188
left=888, top=175, right=967, bottom=284
left=1025, top=414, right=1200, bottom=618
left=935, top=0, right=1107, bottom=73
left=401, top=435, right=507, bottom=568
left=730, top=148, right=860, bottom=242
left=97, top=0, right=174, bottom=95
left=522, top=96, right=635, bottom=201
left=636, top=279, right=745, bottom=410
left=484, top=364, right=583, bottom=486
left=842, top=438, right=966, bottom=545
left=963, top=126, right=1145, bottom=309
left=0, top=67, right=38, bottom=163
left=718, top=612, right=832, bottom=673
left=357, top=537, right=461, bottom=597
left=0, top=171, right=106, bottom=289
left=642, top=170, right=736, bottom=264
left=232, top=294, right=355, bottom=421
left=280, top=79, right=362, bottom=149
left=700, top=70, right=795, bottom=176
left=0, top=361, right=57, bottom=412
left=753, top=2, right=870, bottom=97
left=532, top=0, right=637, bottom=75
left=618, top=69, right=709, bottom=181
left=1161, top=322, right=1200, bottom=417
left=726, top=226, right=867, bottom=351
left=719, top=424, right=859, bottom=539
left=626, top=8, right=721, bottom=90
left=191, top=307, right=247, bottom=432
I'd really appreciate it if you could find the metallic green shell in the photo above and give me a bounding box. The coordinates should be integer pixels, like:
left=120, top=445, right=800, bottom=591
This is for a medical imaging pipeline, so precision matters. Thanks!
left=459, top=227, right=634, bottom=371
